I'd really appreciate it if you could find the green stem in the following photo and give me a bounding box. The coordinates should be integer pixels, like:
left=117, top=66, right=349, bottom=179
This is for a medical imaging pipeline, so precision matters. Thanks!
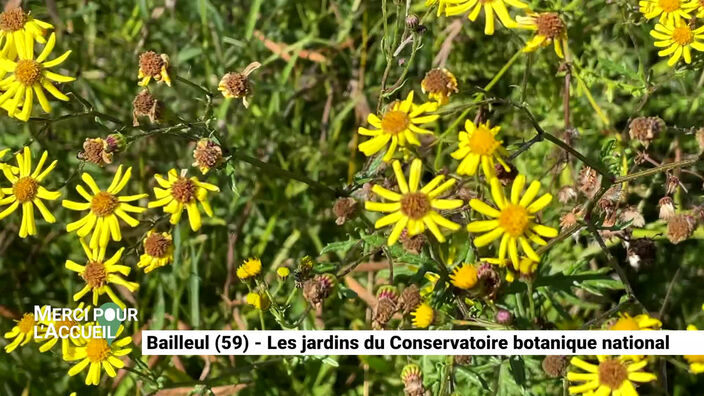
left=526, top=281, right=536, bottom=320
left=483, top=49, right=522, bottom=93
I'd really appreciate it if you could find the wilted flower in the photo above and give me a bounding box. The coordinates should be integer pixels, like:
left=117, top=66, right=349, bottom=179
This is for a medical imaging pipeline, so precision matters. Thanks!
left=628, top=116, right=664, bottom=146
left=578, top=166, right=600, bottom=198
left=515, top=11, right=568, bottom=58
left=542, top=355, right=567, bottom=378
left=560, top=210, right=580, bottom=230
left=303, top=273, right=335, bottom=308
left=626, top=238, right=656, bottom=269
left=333, top=197, right=358, bottom=225
left=420, top=68, right=458, bottom=105
left=399, top=284, right=421, bottom=315
left=132, top=90, right=163, bottom=126
left=620, top=206, right=645, bottom=228
left=667, top=214, right=695, bottom=244
left=658, top=196, right=675, bottom=220
left=218, top=61, right=261, bottom=108
left=138, top=230, right=174, bottom=273
left=192, top=139, right=223, bottom=175
left=77, top=138, right=112, bottom=166
left=138, top=51, right=171, bottom=86
left=372, top=286, right=399, bottom=329
left=558, top=186, right=577, bottom=203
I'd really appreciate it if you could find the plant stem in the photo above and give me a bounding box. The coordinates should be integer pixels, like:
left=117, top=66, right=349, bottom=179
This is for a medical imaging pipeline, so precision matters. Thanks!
left=483, top=49, right=522, bottom=93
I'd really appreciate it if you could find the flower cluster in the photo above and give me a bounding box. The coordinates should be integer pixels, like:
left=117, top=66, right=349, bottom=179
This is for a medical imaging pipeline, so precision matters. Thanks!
left=642, top=0, right=704, bottom=65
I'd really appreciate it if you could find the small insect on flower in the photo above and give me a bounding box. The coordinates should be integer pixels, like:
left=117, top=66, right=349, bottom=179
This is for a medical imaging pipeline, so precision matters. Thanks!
left=36, top=303, right=88, bottom=356
left=218, top=61, right=262, bottom=108
left=639, top=0, right=698, bottom=24
left=411, top=302, right=434, bottom=328
left=137, top=230, right=174, bottom=273
left=63, top=165, right=148, bottom=249
left=0, top=32, right=75, bottom=121
left=138, top=51, right=171, bottom=86
left=444, top=0, right=528, bottom=35
left=421, top=68, right=458, bottom=105
left=567, top=356, right=656, bottom=395
left=467, top=175, right=558, bottom=265
left=358, top=91, right=438, bottom=162
left=3, top=312, right=39, bottom=352
left=365, top=159, right=463, bottom=246
left=236, top=257, right=262, bottom=280
left=192, top=139, right=223, bottom=175
left=65, top=239, right=139, bottom=309
left=148, top=169, right=220, bottom=231
left=0, top=7, right=53, bottom=59
left=650, top=20, right=704, bottom=66
left=515, top=11, right=568, bottom=58
left=0, top=147, right=60, bottom=237
left=66, top=325, right=132, bottom=386
left=449, top=263, right=479, bottom=290
left=451, top=120, right=510, bottom=178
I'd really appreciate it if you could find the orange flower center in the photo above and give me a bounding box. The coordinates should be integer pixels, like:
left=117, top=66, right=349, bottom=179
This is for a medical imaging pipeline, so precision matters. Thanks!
left=171, top=178, right=197, bottom=203
left=609, top=316, right=640, bottom=330
left=13, top=176, right=38, bottom=203
left=85, top=338, right=111, bottom=362
left=598, top=359, right=628, bottom=389
left=381, top=110, right=410, bottom=135
left=498, top=204, right=530, bottom=237
left=672, top=26, right=693, bottom=45
left=685, top=355, right=704, bottom=363
left=82, top=260, right=107, bottom=289
left=400, top=192, right=431, bottom=220
left=0, top=8, right=27, bottom=32
left=535, top=13, right=565, bottom=39
left=15, top=59, right=42, bottom=86
left=18, top=313, right=35, bottom=333
left=144, top=233, right=171, bottom=257
left=468, top=126, right=499, bottom=156
left=91, top=191, right=119, bottom=217
left=658, top=0, right=680, bottom=12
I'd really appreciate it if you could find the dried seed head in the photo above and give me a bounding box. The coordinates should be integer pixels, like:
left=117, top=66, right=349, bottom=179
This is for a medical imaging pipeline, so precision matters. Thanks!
left=667, top=214, right=695, bottom=244
left=171, top=177, right=197, bottom=203
left=333, top=197, right=358, bottom=225
left=495, top=309, right=512, bottom=325
left=399, top=284, right=421, bottom=315
left=192, top=139, right=223, bottom=174
left=218, top=62, right=261, bottom=107
left=302, top=273, right=336, bottom=308
left=294, top=256, right=314, bottom=288
left=626, top=238, right=656, bottom=269
left=557, top=186, right=577, bottom=203
left=456, top=186, right=477, bottom=202
left=372, top=297, right=398, bottom=329
left=628, top=116, right=664, bottom=146
left=535, top=13, right=565, bottom=39
left=400, top=231, right=426, bottom=253
left=619, top=206, right=645, bottom=228
left=78, top=138, right=112, bottom=166
left=560, top=211, right=579, bottom=230
left=598, top=359, right=629, bottom=389
left=494, top=162, right=518, bottom=186
left=144, top=232, right=172, bottom=258
left=666, top=174, right=680, bottom=195
left=139, top=51, right=166, bottom=77
left=542, top=355, right=567, bottom=378
left=578, top=166, right=600, bottom=198
left=132, top=90, right=163, bottom=125
left=658, top=196, right=675, bottom=220
left=478, top=263, right=501, bottom=300
left=104, top=133, right=126, bottom=154
left=401, top=364, right=425, bottom=396
left=421, top=69, right=458, bottom=97
left=0, top=8, right=26, bottom=32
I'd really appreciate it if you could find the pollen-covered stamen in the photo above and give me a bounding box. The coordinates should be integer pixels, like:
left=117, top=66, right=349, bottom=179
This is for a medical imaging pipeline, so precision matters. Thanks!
left=0, top=8, right=27, bottom=32
left=400, top=192, right=431, bottom=220
left=498, top=204, right=530, bottom=237
left=82, top=260, right=107, bottom=289
left=598, top=359, right=629, bottom=389
left=672, top=26, right=694, bottom=45
left=381, top=110, right=410, bottom=135
left=85, top=338, right=111, bottom=362
left=468, top=126, right=500, bottom=155
left=15, top=59, right=42, bottom=86
left=139, top=51, right=165, bottom=77
left=422, top=69, right=458, bottom=95
left=13, top=177, right=38, bottom=203
left=221, top=72, right=250, bottom=98
left=658, top=0, right=681, bottom=12
left=91, top=192, right=119, bottom=216
left=535, top=13, right=565, bottom=39
left=17, top=313, right=35, bottom=333
left=144, top=233, right=171, bottom=257
left=171, top=178, right=197, bottom=203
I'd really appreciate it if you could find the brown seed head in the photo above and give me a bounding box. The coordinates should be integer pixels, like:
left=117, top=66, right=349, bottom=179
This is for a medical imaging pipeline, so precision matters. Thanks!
left=372, top=297, right=398, bottom=329
left=542, top=355, right=567, bottom=378
left=598, top=359, right=628, bottom=389
left=133, top=90, right=156, bottom=115
left=422, top=69, right=458, bottom=96
left=495, top=162, right=518, bottom=186
left=139, top=51, right=165, bottom=77
left=628, top=116, right=664, bottom=145
left=79, top=138, right=111, bottom=166
left=400, top=192, right=431, bottom=220
left=627, top=238, right=656, bottom=269
left=558, top=186, right=577, bottom=203
left=82, top=260, right=107, bottom=289
left=145, top=233, right=172, bottom=258
left=400, top=231, right=425, bottom=253
left=578, top=166, right=600, bottom=198
left=192, top=139, right=223, bottom=173
left=171, top=178, right=197, bottom=203
left=559, top=210, right=579, bottom=230
left=333, top=197, right=358, bottom=225
left=399, top=284, right=421, bottom=315
left=667, top=214, right=695, bottom=244
left=220, top=72, right=250, bottom=98
left=535, top=13, right=565, bottom=39
left=0, top=8, right=26, bottom=32
left=658, top=196, right=675, bottom=220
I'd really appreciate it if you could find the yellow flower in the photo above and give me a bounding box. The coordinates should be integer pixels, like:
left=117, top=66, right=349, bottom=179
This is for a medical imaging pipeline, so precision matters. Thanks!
left=3, top=312, right=38, bottom=352
left=138, top=51, right=171, bottom=86
left=639, top=0, right=697, bottom=24
left=237, top=257, right=262, bottom=280
left=567, top=356, right=656, bottom=395
left=36, top=303, right=88, bottom=355
left=449, top=263, right=478, bottom=289
left=277, top=267, right=290, bottom=278
left=137, top=230, right=174, bottom=273
left=485, top=255, right=538, bottom=282
left=444, top=0, right=528, bottom=35
left=450, top=120, right=510, bottom=178
left=411, top=302, right=434, bottom=328
left=609, top=313, right=661, bottom=331
left=420, top=68, right=458, bottom=105
left=66, top=325, right=132, bottom=386
left=685, top=324, right=704, bottom=373
left=65, top=239, right=139, bottom=309
left=467, top=175, right=558, bottom=265
left=0, top=32, right=74, bottom=121
left=425, top=0, right=449, bottom=16
left=63, top=165, right=148, bottom=249
left=365, top=159, right=463, bottom=246
left=246, top=292, right=270, bottom=310
left=0, top=7, right=53, bottom=59
left=515, top=11, right=568, bottom=58
left=148, top=169, right=219, bottom=231
left=358, top=92, right=438, bottom=162
left=0, top=147, right=60, bottom=237
left=650, top=21, right=704, bottom=66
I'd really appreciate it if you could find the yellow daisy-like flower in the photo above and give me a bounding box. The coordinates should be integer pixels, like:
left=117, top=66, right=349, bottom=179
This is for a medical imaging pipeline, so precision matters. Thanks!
left=0, top=32, right=74, bottom=121
left=567, top=356, right=656, bottom=395
left=0, top=7, right=53, bottom=59
left=138, top=51, right=171, bottom=87
left=237, top=257, right=262, bottom=280
left=277, top=267, right=290, bottom=278
left=246, top=292, right=270, bottom=310
left=639, top=0, right=697, bottom=24
left=444, top=0, right=528, bottom=35
left=137, top=230, right=174, bottom=273
left=420, top=68, right=459, bottom=105
left=609, top=313, right=661, bottom=331
left=358, top=92, right=438, bottom=162
left=451, top=120, right=510, bottom=178
left=515, top=11, right=568, bottom=58
left=148, top=169, right=219, bottom=231
left=63, top=165, right=148, bottom=249
left=0, top=147, right=60, bottom=238
left=650, top=21, right=704, bottom=66
left=467, top=175, right=558, bottom=265
left=449, top=263, right=479, bottom=290
left=3, top=312, right=39, bottom=352
left=66, top=325, right=131, bottom=386
left=65, top=239, right=139, bottom=309
left=411, top=302, right=434, bottom=328
left=365, top=159, right=463, bottom=246
left=425, top=0, right=449, bottom=16
left=484, top=255, right=537, bottom=282
left=36, top=303, right=88, bottom=355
